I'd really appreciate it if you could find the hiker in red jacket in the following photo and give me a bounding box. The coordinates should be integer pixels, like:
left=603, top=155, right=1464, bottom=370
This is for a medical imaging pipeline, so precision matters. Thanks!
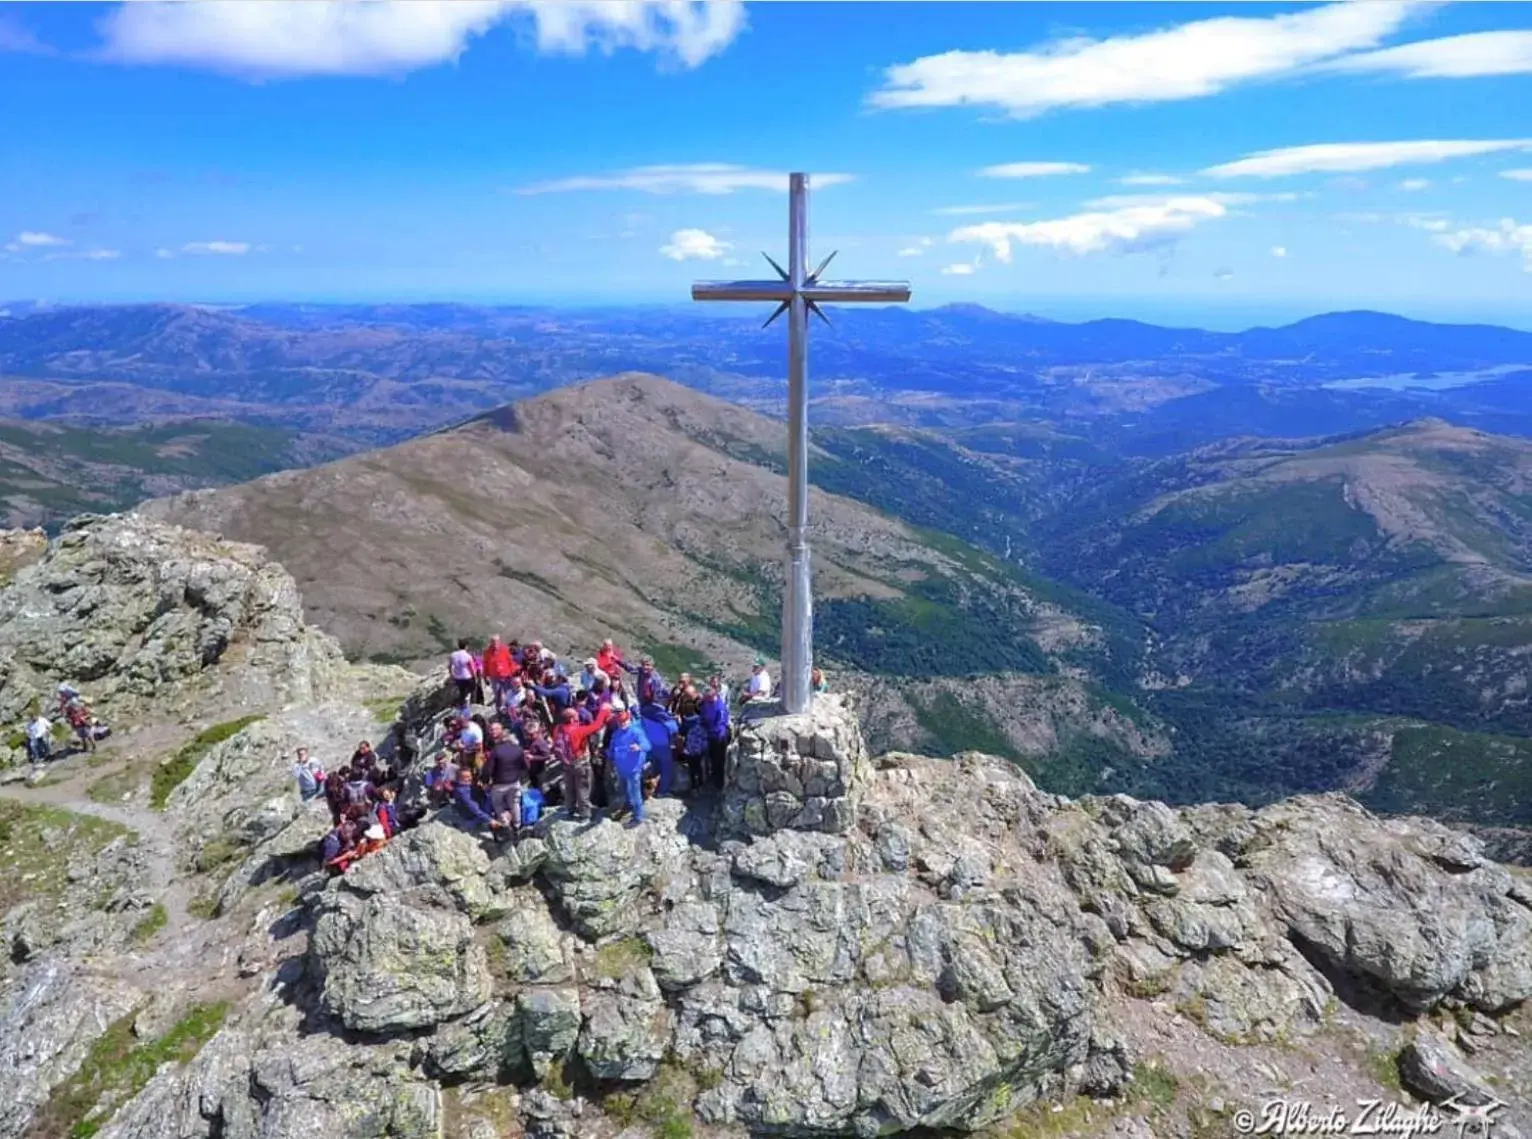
left=596, top=639, right=623, bottom=679
left=553, top=703, right=612, bottom=821
left=482, top=635, right=519, bottom=706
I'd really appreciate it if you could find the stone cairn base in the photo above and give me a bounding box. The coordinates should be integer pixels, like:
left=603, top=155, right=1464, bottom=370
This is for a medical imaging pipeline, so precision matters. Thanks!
left=722, top=692, right=869, bottom=836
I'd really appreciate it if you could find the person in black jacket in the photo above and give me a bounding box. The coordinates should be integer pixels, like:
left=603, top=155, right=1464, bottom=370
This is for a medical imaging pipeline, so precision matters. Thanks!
left=484, top=721, right=529, bottom=834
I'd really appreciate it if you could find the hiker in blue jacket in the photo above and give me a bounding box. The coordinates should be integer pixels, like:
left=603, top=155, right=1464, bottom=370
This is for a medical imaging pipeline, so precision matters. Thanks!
left=530, top=670, right=573, bottom=714
left=699, top=682, right=731, bottom=790
left=452, top=766, right=503, bottom=833
left=619, top=655, right=667, bottom=706
left=606, top=708, right=652, bottom=825
left=638, top=700, right=680, bottom=797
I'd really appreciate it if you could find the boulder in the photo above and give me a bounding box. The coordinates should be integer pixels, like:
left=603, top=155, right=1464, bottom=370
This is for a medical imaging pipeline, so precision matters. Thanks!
left=576, top=968, right=671, bottom=1082
left=1242, top=796, right=1532, bottom=1012
left=517, top=989, right=582, bottom=1078
left=311, top=888, right=492, bottom=1034
left=341, top=823, right=498, bottom=920
left=1397, top=1027, right=1500, bottom=1106
left=0, top=514, right=350, bottom=724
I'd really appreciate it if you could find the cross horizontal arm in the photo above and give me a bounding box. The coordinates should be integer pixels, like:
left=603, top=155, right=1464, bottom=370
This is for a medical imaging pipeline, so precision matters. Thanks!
left=691, top=280, right=795, bottom=303
left=801, top=280, right=912, bottom=304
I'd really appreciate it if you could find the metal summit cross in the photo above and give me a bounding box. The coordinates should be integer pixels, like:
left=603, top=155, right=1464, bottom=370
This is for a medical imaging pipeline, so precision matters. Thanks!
left=691, top=172, right=912, bottom=714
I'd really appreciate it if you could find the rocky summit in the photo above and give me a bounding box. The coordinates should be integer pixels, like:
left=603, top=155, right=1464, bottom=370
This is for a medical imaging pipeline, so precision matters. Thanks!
left=0, top=515, right=1529, bottom=1139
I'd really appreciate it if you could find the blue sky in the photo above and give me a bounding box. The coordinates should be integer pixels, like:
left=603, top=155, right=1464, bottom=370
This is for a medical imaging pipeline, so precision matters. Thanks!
left=2, top=1, right=1531, bottom=328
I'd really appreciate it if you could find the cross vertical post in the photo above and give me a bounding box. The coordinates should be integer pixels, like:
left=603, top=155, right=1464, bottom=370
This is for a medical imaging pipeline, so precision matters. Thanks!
left=691, top=173, right=912, bottom=714
left=783, top=173, right=812, bottom=716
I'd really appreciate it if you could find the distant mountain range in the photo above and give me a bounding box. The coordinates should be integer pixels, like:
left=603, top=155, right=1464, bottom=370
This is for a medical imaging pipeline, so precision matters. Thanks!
left=3, top=301, right=1532, bottom=449
left=8, top=299, right=1532, bottom=833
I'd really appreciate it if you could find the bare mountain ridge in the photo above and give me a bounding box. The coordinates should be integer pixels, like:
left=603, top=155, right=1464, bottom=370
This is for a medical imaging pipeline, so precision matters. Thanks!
left=7, top=302, right=1532, bottom=449
left=144, top=373, right=1158, bottom=767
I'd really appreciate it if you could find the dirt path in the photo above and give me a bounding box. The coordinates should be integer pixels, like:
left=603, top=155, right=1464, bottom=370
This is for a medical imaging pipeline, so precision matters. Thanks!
left=0, top=724, right=198, bottom=931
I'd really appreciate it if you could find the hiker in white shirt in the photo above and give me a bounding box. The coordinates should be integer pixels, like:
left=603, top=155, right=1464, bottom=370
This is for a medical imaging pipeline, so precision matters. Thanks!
left=25, top=714, right=51, bottom=764
left=745, top=657, right=773, bottom=702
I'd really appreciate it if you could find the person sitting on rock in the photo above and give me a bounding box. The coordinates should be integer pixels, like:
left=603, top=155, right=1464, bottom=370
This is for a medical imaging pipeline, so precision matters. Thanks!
left=343, top=768, right=379, bottom=811
left=700, top=681, right=731, bottom=790
left=638, top=699, right=680, bottom=798
left=606, top=708, right=652, bottom=826
left=553, top=703, right=611, bottom=822
left=448, top=638, right=480, bottom=706
left=292, top=747, right=326, bottom=801
left=24, top=709, right=51, bottom=765
left=321, top=818, right=359, bottom=872
left=323, top=770, right=349, bottom=823
left=423, top=753, right=460, bottom=804
left=744, top=656, right=773, bottom=703
left=451, top=764, right=502, bottom=833
left=374, top=785, right=401, bottom=837
left=454, top=715, right=485, bottom=771
left=484, top=722, right=529, bottom=837
left=350, top=740, right=379, bottom=780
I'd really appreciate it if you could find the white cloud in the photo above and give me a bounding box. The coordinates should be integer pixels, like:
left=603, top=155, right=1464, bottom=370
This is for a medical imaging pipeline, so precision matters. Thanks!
left=181, top=240, right=250, bottom=255
left=659, top=228, right=731, bottom=261
left=928, top=202, right=1034, bottom=217
left=979, top=161, right=1090, bottom=179
left=948, top=196, right=1227, bottom=261
left=1324, top=30, right=1532, bottom=79
left=40, top=248, right=121, bottom=262
left=1084, top=190, right=1297, bottom=209
left=1119, top=173, right=1184, bottom=187
left=940, top=262, right=976, bottom=276
left=95, top=1, right=744, bottom=78
left=1204, top=139, right=1532, bottom=178
left=1270, top=245, right=1288, bottom=258
left=1398, top=177, right=1431, bottom=191
left=154, top=247, right=175, bottom=259
left=897, top=237, right=934, bottom=257
left=1502, top=169, right=1532, bottom=182
left=1431, top=218, right=1532, bottom=270
left=0, top=15, right=50, bottom=54
left=17, top=231, right=69, bottom=247
left=518, top=163, right=853, bottom=196
left=1214, top=267, right=1235, bottom=280
left=869, top=1, right=1415, bottom=118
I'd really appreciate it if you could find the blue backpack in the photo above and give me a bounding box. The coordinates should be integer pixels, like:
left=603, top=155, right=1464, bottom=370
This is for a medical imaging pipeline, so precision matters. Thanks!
left=520, top=786, right=545, bottom=825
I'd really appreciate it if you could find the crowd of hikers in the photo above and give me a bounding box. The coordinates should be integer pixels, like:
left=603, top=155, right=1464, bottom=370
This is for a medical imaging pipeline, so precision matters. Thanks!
left=303, top=635, right=821, bottom=874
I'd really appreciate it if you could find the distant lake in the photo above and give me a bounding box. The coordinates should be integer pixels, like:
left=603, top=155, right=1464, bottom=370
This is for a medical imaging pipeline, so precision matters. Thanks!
left=1325, top=364, right=1530, bottom=392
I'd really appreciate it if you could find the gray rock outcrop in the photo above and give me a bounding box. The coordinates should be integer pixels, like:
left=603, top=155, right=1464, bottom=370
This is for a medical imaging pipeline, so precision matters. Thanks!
left=3, top=517, right=1530, bottom=1139
left=0, top=515, right=350, bottom=729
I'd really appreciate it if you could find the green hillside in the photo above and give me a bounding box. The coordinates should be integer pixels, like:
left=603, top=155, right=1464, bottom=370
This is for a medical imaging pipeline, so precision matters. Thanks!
left=0, top=417, right=355, bottom=530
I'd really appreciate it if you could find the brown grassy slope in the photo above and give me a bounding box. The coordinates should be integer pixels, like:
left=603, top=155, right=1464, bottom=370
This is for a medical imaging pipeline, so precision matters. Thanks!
left=140, top=374, right=1006, bottom=670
